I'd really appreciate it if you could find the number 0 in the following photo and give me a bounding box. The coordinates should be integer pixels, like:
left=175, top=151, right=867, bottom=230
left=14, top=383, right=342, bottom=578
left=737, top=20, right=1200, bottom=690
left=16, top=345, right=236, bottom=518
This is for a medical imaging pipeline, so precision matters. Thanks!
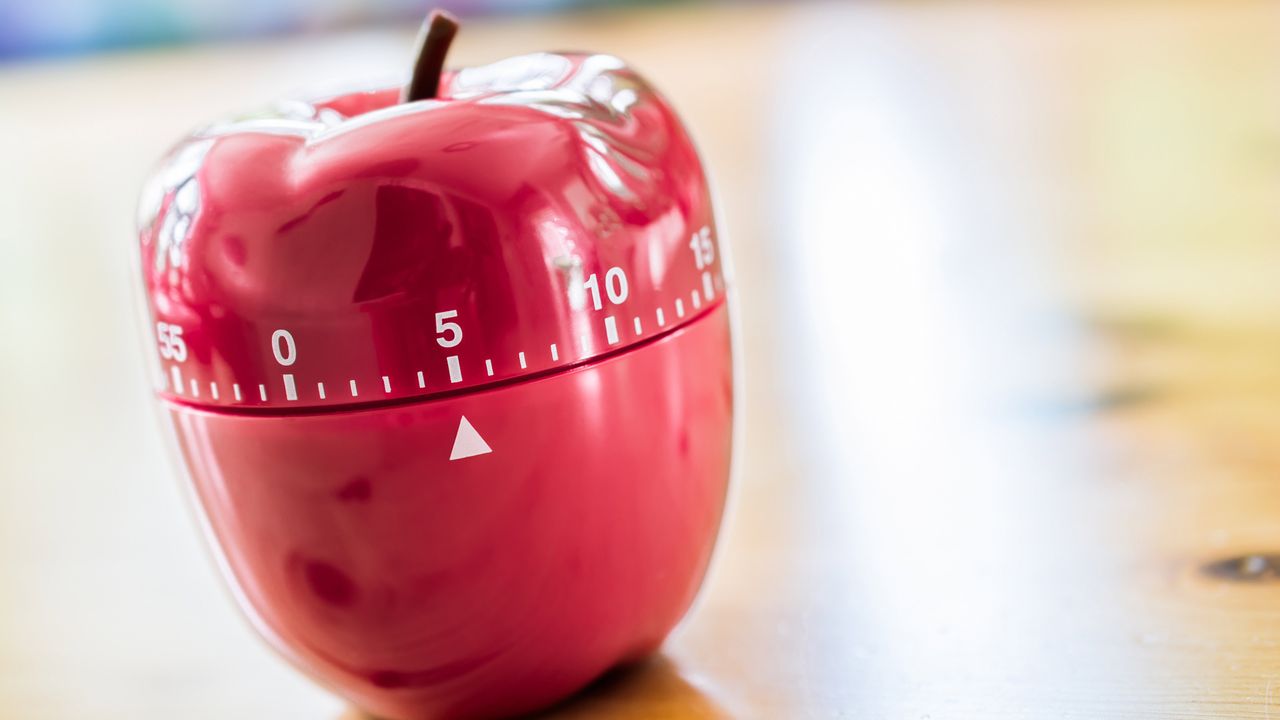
left=272, top=329, right=296, bottom=366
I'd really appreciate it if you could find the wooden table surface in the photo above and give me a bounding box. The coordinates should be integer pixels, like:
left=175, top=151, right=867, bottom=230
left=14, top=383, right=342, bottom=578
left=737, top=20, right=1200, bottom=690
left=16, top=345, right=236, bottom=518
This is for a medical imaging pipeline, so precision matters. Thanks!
left=5, top=1, right=1280, bottom=717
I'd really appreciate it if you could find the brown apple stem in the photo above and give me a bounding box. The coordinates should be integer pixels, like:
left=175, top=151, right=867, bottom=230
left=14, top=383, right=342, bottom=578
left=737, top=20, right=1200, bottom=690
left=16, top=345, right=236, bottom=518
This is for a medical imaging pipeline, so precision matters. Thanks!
left=401, top=10, right=460, bottom=103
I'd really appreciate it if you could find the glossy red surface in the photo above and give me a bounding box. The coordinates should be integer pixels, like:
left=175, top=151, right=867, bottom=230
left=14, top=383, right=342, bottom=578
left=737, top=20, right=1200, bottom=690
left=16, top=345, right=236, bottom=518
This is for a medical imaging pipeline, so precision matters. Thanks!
left=137, top=51, right=733, bottom=719
left=138, top=53, right=724, bottom=410
left=170, top=306, right=732, bottom=720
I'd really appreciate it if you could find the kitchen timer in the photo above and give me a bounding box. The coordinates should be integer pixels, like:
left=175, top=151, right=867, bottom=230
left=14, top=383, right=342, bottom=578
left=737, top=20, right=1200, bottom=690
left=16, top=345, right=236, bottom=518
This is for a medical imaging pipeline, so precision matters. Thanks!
left=135, top=12, right=734, bottom=719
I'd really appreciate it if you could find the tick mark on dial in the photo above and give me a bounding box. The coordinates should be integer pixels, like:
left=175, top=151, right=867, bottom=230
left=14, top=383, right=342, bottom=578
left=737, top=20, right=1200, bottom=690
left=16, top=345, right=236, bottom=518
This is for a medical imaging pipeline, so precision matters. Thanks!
left=417, top=371, right=425, bottom=389
left=487, top=359, right=495, bottom=376
left=349, top=379, right=359, bottom=397
left=517, top=353, right=526, bottom=370
left=317, top=382, right=326, bottom=400
left=550, top=343, right=559, bottom=361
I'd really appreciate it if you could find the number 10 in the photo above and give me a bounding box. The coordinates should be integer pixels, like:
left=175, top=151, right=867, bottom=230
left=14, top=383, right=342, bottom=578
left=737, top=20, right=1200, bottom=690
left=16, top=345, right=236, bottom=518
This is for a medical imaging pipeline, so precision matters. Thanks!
left=583, top=267, right=629, bottom=311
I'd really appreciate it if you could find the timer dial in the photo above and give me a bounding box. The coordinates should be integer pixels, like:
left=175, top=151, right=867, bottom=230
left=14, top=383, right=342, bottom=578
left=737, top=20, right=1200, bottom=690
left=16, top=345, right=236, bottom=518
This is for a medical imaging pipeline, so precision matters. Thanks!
left=137, top=53, right=726, bottom=410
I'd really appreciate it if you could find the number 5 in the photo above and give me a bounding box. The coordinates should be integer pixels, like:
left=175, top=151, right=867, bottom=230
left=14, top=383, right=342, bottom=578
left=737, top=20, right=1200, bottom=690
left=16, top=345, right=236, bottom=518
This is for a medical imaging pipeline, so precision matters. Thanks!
left=435, top=310, right=462, bottom=348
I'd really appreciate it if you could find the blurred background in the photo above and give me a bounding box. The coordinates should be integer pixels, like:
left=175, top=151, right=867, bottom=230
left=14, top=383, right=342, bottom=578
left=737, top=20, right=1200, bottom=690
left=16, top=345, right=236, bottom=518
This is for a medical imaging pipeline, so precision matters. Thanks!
left=0, top=0, right=697, bottom=58
left=6, top=0, right=1280, bottom=717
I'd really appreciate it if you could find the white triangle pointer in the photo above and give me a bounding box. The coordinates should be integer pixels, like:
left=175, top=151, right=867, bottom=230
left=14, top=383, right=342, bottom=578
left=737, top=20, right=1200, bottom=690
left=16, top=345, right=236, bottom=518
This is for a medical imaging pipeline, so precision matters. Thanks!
left=450, top=415, right=493, bottom=461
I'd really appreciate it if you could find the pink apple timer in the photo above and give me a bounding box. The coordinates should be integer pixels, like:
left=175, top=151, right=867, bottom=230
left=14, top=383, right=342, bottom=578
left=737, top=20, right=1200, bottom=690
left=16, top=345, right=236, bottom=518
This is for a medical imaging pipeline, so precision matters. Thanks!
left=134, top=12, right=734, bottom=720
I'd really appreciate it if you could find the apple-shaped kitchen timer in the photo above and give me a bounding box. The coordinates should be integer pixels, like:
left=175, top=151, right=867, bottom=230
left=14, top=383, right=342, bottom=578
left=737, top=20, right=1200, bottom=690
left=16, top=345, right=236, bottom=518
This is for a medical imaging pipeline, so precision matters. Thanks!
left=134, top=11, right=733, bottom=720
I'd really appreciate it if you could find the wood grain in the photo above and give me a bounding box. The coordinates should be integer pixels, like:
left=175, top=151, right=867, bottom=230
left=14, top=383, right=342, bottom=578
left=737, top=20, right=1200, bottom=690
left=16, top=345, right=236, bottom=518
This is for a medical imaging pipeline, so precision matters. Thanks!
left=4, top=1, right=1280, bottom=717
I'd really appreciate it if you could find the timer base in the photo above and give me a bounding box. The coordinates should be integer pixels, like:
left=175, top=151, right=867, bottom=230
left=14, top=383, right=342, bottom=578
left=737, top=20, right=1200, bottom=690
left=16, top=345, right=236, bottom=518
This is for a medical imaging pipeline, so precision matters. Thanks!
left=165, top=304, right=732, bottom=720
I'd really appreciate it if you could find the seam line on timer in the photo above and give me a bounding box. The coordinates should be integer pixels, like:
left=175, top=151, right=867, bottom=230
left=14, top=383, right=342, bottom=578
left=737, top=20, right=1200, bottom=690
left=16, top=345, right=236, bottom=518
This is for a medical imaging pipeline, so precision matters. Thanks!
left=167, top=298, right=728, bottom=416
left=164, top=286, right=728, bottom=408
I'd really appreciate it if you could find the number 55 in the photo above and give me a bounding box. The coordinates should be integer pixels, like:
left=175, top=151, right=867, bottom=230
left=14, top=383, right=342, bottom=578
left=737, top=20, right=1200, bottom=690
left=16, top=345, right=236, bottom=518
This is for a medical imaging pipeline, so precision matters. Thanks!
left=156, top=322, right=188, bottom=362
